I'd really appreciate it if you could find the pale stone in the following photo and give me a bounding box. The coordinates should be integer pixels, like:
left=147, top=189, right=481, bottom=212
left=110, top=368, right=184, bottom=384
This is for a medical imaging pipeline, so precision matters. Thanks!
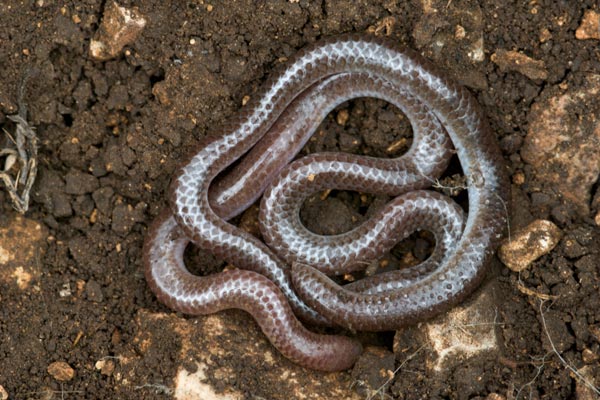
left=89, top=1, right=146, bottom=61
left=498, top=219, right=562, bottom=272
left=424, top=287, right=499, bottom=371
left=47, top=361, right=75, bottom=381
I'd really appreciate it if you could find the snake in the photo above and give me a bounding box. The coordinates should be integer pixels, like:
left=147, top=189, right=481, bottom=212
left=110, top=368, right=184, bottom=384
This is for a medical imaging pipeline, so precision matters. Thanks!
left=143, top=33, right=509, bottom=371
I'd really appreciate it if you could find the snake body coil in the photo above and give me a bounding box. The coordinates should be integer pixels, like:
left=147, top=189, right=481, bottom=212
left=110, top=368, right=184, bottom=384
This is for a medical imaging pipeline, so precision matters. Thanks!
left=143, top=34, right=509, bottom=371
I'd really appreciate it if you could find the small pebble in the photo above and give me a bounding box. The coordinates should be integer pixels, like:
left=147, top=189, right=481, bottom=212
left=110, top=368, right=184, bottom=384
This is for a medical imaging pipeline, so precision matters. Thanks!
left=336, top=109, right=349, bottom=126
left=47, top=361, right=75, bottom=381
left=575, top=10, right=600, bottom=40
left=59, top=283, right=72, bottom=297
left=582, top=348, right=599, bottom=364
left=498, top=219, right=562, bottom=272
left=0, top=385, right=8, bottom=400
left=95, top=359, right=116, bottom=376
left=512, top=171, right=525, bottom=185
left=89, top=1, right=147, bottom=61
left=539, top=28, right=552, bottom=43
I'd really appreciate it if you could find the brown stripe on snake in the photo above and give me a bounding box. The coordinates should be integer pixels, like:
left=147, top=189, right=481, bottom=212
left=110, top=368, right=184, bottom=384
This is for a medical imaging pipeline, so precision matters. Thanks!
left=143, top=33, right=509, bottom=370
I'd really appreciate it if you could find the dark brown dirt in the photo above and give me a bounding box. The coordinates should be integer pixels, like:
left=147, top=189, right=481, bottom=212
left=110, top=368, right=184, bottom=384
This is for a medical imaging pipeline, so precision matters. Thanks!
left=1, top=0, right=599, bottom=399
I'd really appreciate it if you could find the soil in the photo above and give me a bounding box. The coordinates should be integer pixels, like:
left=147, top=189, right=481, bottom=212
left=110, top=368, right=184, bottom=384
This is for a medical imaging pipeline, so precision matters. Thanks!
left=1, top=0, right=599, bottom=399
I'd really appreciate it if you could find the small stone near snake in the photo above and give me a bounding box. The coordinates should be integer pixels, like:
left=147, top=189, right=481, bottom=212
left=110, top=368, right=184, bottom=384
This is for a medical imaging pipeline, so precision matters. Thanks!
left=498, top=219, right=562, bottom=272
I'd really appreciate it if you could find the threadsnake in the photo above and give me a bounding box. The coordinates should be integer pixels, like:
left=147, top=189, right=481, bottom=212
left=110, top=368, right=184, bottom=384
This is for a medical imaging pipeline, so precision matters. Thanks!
left=143, top=34, right=509, bottom=371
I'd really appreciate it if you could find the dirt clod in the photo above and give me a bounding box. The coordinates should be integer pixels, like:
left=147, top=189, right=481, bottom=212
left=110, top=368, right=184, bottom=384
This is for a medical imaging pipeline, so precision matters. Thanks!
left=491, top=49, right=548, bottom=80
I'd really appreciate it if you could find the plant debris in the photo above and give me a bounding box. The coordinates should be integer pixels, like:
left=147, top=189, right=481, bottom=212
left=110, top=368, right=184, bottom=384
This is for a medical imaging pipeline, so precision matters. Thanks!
left=0, top=113, right=38, bottom=213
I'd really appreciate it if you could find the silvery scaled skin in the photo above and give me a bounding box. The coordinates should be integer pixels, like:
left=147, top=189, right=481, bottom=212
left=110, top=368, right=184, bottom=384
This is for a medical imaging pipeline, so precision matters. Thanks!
left=144, top=211, right=362, bottom=371
left=143, top=34, right=509, bottom=371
